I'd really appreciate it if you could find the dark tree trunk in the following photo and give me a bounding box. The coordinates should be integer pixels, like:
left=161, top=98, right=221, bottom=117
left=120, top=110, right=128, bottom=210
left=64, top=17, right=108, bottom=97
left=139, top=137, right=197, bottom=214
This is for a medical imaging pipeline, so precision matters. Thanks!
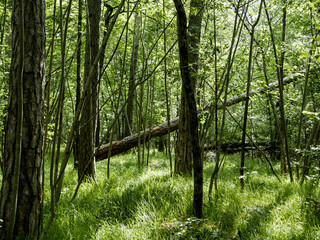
left=278, top=2, right=293, bottom=181
left=124, top=13, right=140, bottom=138
left=173, top=0, right=203, bottom=218
left=175, top=96, right=193, bottom=174
left=0, top=0, right=46, bottom=238
left=78, top=0, right=101, bottom=181
left=74, top=0, right=83, bottom=168
left=175, top=0, right=203, bottom=175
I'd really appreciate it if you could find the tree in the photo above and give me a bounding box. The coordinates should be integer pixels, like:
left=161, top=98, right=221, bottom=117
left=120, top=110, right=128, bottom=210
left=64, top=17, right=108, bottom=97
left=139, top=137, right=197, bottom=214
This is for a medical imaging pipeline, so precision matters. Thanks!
left=173, top=0, right=203, bottom=218
left=175, top=0, right=204, bottom=175
left=74, top=0, right=83, bottom=168
left=240, top=0, right=263, bottom=188
left=0, top=0, right=46, bottom=238
left=78, top=0, right=101, bottom=181
left=124, top=13, right=140, bottom=138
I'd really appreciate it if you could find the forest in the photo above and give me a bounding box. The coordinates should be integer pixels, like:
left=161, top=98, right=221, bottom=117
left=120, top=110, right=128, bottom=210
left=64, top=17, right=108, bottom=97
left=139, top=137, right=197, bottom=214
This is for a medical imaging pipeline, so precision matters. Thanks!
left=0, top=0, right=320, bottom=239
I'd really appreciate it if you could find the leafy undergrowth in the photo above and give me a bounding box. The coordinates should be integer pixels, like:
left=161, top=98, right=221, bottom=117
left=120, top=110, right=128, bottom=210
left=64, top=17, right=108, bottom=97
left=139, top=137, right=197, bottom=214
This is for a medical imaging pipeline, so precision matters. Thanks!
left=43, top=151, right=320, bottom=239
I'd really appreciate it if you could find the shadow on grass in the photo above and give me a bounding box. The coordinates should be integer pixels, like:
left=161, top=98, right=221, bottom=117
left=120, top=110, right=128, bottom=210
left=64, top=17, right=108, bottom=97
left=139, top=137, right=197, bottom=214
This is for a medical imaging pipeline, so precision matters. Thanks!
left=237, top=184, right=294, bottom=239
left=300, top=179, right=320, bottom=239
left=45, top=156, right=184, bottom=239
left=45, top=153, right=320, bottom=239
left=97, top=174, right=190, bottom=224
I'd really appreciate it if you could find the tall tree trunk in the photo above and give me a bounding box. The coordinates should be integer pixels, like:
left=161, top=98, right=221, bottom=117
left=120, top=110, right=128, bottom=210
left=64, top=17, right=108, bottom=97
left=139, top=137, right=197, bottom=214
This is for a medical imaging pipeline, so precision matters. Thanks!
left=124, top=13, right=140, bottom=137
left=0, top=0, right=8, bottom=48
left=175, top=0, right=203, bottom=175
left=163, top=0, right=173, bottom=175
left=295, top=34, right=314, bottom=179
left=173, top=0, right=203, bottom=218
left=97, top=3, right=114, bottom=146
left=0, top=0, right=46, bottom=238
left=239, top=0, right=263, bottom=189
left=278, top=1, right=293, bottom=181
left=78, top=0, right=101, bottom=181
left=264, top=0, right=291, bottom=178
left=74, top=0, right=83, bottom=168
left=209, top=0, right=244, bottom=197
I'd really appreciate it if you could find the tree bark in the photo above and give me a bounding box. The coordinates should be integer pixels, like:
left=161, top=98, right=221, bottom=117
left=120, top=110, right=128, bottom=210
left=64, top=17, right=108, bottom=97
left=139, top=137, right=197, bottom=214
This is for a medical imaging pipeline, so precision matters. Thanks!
left=175, top=0, right=203, bottom=175
left=78, top=0, right=101, bottom=181
left=0, top=0, right=45, bottom=238
left=173, top=0, right=203, bottom=218
left=74, top=0, right=83, bottom=168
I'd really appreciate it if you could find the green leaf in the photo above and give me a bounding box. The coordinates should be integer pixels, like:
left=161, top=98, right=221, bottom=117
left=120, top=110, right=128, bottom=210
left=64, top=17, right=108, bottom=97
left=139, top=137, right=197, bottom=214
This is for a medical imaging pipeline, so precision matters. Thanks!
left=299, top=52, right=311, bottom=59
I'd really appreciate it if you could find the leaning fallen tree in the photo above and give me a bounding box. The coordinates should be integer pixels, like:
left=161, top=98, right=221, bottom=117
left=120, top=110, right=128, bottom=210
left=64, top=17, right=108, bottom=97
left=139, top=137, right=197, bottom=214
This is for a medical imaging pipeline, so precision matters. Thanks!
left=95, top=70, right=305, bottom=161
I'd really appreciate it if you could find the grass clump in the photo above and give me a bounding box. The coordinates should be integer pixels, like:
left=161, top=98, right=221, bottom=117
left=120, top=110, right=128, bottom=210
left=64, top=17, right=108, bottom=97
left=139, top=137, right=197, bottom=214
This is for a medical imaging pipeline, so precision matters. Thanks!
left=42, top=151, right=320, bottom=239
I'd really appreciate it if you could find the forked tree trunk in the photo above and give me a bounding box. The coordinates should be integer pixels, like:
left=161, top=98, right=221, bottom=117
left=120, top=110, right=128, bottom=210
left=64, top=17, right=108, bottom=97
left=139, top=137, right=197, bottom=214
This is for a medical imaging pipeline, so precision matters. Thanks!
left=239, top=0, right=263, bottom=189
left=0, top=0, right=46, bottom=238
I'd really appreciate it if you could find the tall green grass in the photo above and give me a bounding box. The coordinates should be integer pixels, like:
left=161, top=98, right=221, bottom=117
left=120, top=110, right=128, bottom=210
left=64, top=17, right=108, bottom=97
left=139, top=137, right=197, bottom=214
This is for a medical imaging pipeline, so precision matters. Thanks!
left=41, top=151, right=320, bottom=239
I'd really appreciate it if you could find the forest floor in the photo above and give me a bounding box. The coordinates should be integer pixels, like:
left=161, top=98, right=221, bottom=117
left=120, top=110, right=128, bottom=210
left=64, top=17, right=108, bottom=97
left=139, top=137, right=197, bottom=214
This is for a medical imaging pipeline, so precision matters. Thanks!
left=42, top=150, right=320, bottom=239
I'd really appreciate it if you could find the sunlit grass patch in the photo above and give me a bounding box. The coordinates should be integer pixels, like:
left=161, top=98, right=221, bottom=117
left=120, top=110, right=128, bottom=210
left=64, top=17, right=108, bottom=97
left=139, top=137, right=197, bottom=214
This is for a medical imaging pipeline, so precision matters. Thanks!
left=42, top=151, right=320, bottom=239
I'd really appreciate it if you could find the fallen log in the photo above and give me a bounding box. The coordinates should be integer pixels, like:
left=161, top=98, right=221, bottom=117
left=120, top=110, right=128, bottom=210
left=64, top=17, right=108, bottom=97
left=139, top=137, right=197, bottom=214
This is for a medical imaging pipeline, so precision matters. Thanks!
left=203, top=141, right=270, bottom=152
left=95, top=70, right=305, bottom=161
left=96, top=118, right=179, bottom=160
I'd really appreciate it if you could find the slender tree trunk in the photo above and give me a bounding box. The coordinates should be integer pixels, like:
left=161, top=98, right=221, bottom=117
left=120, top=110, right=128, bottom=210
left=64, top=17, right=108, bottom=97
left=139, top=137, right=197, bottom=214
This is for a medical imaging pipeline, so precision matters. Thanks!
left=146, top=68, right=156, bottom=166
left=278, top=1, right=293, bottom=181
left=0, top=0, right=46, bottom=238
left=295, top=36, right=314, bottom=180
left=261, top=51, right=281, bottom=161
left=209, top=0, right=244, bottom=197
left=78, top=0, right=101, bottom=181
left=42, top=2, right=57, bottom=231
left=213, top=0, right=219, bottom=169
left=47, top=0, right=72, bottom=231
left=74, top=0, right=83, bottom=168
left=264, top=0, right=292, bottom=178
left=240, top=0, right=263, bottom=189
left=97, top=4, right=114, bottom=147
left=125, top=13, right=141, bottom=138
left=137, top=80, right=144, bottom=168
left=163, top=0, right=173, bottom=175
